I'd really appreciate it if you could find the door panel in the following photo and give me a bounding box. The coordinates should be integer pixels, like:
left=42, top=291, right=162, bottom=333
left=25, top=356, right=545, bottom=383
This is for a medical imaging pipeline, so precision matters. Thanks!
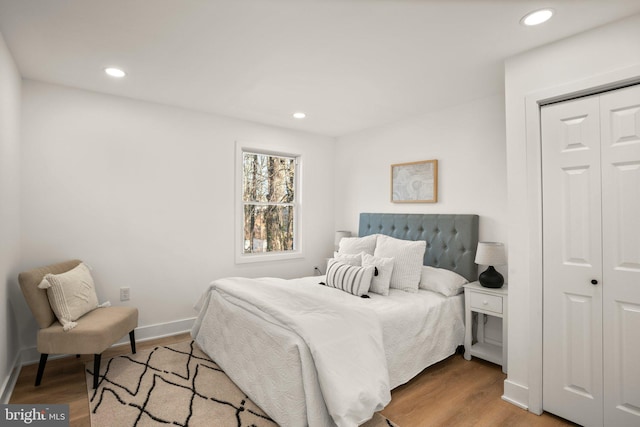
left=563, top=293, right=595, bottom=398
left=562, top=166, right=594, bottom=265
left=542, top=96, right=603, bottom=427
left=601, top=84, right=640, bottom=427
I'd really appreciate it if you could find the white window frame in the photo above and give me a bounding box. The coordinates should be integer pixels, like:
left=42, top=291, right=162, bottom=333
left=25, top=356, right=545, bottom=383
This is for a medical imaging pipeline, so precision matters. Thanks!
left=235, top=142, right=303, bottom=264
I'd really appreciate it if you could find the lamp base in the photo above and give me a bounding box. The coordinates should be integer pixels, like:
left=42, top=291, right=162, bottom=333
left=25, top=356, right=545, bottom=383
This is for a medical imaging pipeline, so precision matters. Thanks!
left=479, top=266, right=504, bottom=288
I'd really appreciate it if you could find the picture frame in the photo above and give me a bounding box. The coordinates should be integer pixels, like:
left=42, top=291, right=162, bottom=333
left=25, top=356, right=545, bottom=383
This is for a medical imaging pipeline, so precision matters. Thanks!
left=390, top=159, right=438, bottom=203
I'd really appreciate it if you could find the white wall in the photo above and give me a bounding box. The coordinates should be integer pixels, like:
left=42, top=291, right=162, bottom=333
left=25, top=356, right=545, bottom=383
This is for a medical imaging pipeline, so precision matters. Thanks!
left=0, top=31, right=22, bottom=401
left=504, top=13, right=640, bottom=412
left=19, top=81, right=336, bottom=353
left=334, top=93, right=507, bottom=248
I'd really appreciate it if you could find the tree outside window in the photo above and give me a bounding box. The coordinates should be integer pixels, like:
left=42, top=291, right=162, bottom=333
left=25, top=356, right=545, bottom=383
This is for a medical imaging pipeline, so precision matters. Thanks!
left=242, top=151, right=297, bottom=254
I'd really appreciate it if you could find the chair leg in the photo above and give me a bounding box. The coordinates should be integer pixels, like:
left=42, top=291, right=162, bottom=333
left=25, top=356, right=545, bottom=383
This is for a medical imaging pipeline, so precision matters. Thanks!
left=129, top=330, right=136, bottom=354
left=93, top=354, right=101, bottom=389
left=35, top=354, right=48, bottom=386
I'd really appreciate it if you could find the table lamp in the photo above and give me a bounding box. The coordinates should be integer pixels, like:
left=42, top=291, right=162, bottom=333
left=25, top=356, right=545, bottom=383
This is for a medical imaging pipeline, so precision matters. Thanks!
left=475, top=242, right=506, bottom=288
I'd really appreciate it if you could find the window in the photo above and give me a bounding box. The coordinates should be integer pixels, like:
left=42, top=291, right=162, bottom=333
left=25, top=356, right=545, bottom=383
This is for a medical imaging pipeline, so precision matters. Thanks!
left=239, top=148, right=300, bottom=261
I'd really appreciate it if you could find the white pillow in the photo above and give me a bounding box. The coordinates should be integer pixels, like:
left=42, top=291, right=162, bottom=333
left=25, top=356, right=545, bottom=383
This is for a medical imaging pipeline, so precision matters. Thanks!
left=338, top=234, right=378, bottom=256
left=332, top=252, right=363, bottom=266
left=419, top=266, right=468, bottom=296
left=374, top=234, right=426, bottom=293
left=38, top=262, right=106, bottom=331
left=322, top=260, right=374, bottom=296
left=362, top=253, right=394, bottom=296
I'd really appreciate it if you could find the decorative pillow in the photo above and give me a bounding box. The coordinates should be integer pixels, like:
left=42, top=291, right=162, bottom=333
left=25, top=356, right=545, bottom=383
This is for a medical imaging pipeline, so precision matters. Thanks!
left=419, top=266, right=468, bottom=296
left=332, top=252, right=363, bottom=266
left=362, top=253, right=394, bottom=296
left=321, top=260, right=374, bottom=296
left=338, top=234, right=378, bottom=256
left=38, top=262, right=107, bottom=331
left=373, top=234, right=426, bottom=293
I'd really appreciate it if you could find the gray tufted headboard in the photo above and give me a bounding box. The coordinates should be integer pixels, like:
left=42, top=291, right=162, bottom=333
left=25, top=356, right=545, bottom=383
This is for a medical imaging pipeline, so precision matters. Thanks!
left=358, top=213, right=479, bottom=282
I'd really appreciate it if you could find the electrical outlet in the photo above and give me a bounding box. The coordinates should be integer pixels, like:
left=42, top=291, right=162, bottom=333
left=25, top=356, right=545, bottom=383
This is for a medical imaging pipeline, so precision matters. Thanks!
left=120, top=287, right=130, bottom=301
left=313, top=266, right=321, bottom=276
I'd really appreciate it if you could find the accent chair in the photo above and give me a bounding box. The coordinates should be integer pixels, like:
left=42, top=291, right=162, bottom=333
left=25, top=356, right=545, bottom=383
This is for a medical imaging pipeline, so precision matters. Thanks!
left=18, top=259, right=138, bottom=389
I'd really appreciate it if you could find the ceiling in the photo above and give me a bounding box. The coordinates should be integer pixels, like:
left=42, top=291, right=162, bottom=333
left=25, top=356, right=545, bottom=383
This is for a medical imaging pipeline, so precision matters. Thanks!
left=1, top=1, right=639, bottom=137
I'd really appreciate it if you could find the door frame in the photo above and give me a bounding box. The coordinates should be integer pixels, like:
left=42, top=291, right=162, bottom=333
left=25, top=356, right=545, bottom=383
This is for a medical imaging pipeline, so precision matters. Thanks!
left=522, top=65, right=640, bottom=415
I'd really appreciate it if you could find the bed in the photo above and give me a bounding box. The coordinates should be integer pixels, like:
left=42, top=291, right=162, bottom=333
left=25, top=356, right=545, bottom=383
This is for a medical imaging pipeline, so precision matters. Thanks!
left=192, top=213, right=479, bottom=427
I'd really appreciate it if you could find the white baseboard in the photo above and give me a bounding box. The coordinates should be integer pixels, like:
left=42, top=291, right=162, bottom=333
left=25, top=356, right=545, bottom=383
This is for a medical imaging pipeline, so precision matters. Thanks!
left=1, top=353, right=22, bottom=404
left=502, top=379, right=529, bottom=410
left=114, top=317, right=196, bottom=346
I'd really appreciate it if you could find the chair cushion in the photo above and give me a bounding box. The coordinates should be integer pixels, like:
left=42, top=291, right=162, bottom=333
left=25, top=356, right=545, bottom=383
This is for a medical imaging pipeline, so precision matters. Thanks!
left=19, top=260, right=82, bottom=329
left=37, top=306, right=138, bottom=355
left=39, top=262, right=101, bottom=331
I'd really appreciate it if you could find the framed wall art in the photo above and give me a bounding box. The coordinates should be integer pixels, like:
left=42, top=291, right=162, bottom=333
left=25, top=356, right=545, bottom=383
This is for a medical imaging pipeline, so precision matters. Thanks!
left=390, top=159, right=438, bottom=203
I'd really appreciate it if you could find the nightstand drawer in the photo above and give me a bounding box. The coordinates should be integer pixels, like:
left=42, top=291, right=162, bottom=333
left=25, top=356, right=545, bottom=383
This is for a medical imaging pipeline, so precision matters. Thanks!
left=468, top=292, right=503, bottom=314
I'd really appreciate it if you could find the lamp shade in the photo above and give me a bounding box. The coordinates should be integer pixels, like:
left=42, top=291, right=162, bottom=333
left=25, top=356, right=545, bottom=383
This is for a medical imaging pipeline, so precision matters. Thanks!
left=334, top=230, right=352, bottom=251
left=475, top=242, right=506, bottom=266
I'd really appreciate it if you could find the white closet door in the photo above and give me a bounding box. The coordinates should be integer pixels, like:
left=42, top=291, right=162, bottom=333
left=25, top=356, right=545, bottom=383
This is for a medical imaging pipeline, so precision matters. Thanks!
left=601, top=84, right=640, bottom=427
left=542, top=96, right=604, bottom=427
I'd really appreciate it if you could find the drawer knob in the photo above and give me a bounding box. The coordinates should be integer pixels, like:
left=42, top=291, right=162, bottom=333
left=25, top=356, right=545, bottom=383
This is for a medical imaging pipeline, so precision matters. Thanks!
left=483, top=300, right=488, bottom=305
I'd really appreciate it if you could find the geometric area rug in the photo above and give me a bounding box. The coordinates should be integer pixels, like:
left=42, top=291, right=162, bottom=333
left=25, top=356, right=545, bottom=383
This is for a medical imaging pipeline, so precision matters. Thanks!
left=85, top=340, right=398, bottom=427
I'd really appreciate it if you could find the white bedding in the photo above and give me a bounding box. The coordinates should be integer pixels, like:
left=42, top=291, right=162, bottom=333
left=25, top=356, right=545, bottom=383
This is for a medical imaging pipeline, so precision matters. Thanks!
left=192, top=275, right=464, bottom=426
left=363, top=287, right=465, bottom=388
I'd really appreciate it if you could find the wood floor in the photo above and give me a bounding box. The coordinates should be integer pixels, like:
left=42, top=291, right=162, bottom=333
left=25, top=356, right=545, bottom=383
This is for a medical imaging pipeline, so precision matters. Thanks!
left=381, top=352, right=576, bottom=427
left=10, top=334, right=576, bottom=427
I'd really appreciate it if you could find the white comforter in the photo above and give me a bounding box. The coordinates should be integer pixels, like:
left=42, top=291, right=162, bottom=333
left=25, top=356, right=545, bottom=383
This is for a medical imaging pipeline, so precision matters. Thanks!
left=192, top=276, right=391, bottom=427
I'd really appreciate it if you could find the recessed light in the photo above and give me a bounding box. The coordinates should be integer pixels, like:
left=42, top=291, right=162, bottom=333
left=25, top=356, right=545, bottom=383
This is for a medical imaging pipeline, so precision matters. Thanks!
left=521, top=8, right=554, bottom=26
left=293, top=112, right=306, bottom=119
left=105, top=67, right=126, bottom=78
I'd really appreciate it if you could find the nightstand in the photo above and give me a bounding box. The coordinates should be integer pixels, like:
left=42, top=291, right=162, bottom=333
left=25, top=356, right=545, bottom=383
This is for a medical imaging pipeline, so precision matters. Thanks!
left=463, top=281, right=508, bottom=373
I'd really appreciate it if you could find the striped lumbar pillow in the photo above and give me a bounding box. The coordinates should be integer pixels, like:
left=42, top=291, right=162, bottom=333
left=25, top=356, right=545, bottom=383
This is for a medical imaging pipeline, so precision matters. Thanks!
left=322, top=260, right=374, bottom=296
